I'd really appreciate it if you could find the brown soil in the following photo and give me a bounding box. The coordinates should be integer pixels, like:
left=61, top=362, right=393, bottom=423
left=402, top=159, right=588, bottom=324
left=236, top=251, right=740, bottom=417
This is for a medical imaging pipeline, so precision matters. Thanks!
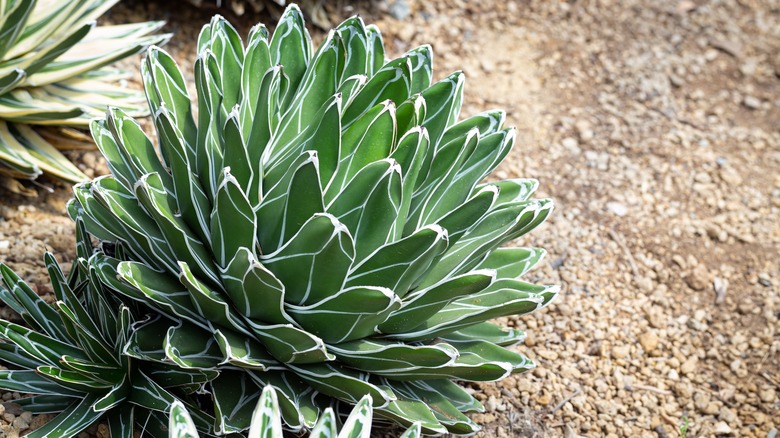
left=0, top=0, right=778, bottom=437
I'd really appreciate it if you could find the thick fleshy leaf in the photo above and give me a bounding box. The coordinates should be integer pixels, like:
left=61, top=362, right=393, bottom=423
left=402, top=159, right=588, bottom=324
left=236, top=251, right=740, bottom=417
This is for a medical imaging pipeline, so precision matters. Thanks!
left=329, top=339, right=457, bottom=374
left=247, top=386, right=284, bottom=438
left=345, top=225, right=448, bottom=296
left=168, top=400, right=199, bottom=438
left=286, top=285, right=400, bottom=344
left=212, top=370, right=264, bottom=434
left=261, top=213, right=355, bottom=306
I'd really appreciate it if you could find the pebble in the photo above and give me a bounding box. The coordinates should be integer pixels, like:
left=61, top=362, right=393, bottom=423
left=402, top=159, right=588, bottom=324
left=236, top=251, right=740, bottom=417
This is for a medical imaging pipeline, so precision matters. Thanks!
left=638, top=331, right=659, bottom=352
left=743, top=95, right=761, bottom=109
left=388, top=0, right=411, bottom=20
left=612, top=345, right=630, bottom=359
left=606, top=202, right=628, bottom=217
left=686, top=264, right=709, bottom=291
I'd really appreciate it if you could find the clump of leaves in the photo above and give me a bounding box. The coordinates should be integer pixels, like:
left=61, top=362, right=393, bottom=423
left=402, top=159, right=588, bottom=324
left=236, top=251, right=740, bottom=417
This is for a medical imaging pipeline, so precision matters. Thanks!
left=0, top=0, right=168, bottom=195
left=0, top=220, right=218, bottom=436
left=69, top=4, right=557, bottom=435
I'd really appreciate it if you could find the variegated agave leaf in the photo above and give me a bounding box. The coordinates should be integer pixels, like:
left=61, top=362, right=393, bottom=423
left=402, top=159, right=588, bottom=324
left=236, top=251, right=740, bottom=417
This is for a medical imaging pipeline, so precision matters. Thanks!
left=71, top=5, right=557, bottom=435
left=169, top=387, right=422, bottom=437
left=0, top=222, right=217, bottom=437
left=0, top=0, right=170, bottom=193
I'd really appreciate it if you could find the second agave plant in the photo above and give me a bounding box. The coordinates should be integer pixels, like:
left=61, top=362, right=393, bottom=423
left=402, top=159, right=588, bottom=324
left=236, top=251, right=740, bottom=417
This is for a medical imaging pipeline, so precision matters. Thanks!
left=69, top=5, right=557, bottom=435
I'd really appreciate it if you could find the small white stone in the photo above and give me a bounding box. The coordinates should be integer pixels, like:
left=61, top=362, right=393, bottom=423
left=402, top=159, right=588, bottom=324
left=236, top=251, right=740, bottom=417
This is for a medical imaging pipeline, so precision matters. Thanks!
left=607, top=202, right=628, bottom=217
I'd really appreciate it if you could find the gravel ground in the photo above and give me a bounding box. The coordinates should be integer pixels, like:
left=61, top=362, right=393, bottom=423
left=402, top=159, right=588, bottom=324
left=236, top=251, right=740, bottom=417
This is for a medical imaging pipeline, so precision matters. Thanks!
left=0, top=0, right=777, bottom=437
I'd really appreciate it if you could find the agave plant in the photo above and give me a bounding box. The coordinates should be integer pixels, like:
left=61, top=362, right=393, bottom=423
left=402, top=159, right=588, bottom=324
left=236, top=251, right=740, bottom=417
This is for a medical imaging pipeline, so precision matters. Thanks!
left=0, top=0, right=168, bottom=195
left=170, top=387, right=421, bottom=438
left=69, top=5, right=557, bottom=435
left=0, top=220, right=222, bottom=437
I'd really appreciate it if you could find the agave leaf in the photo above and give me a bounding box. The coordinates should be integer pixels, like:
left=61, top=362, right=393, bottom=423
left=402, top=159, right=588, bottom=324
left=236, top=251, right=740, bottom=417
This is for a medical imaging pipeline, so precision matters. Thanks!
left=247, top=386, right=284, bottom=438
left=329, top=339, right=457, bottom=374
left=142, top=46, right=197, bottom=158
left=441, top=322, right=526, bottom=347
left=0, top=319, right=88, bottom=365
left=144, top=363, right=217, bottom=390
left=287, top=285, right=400, bottom=344
left=256, top=151, right=325, bottom=251
left=364, top=24, right=385, bottom=76
left=0, top=0, right=35, bottom=59
left=261, top=213, right=355, bottom=306
left=384, top=381, right=477, bottom=434
left=245, top=65, right=286, bottom=202
left=440, top=109, right=505, bottom=146
left=0, top=342, right=47, bottom=369
left=418, top=71, right=464, bottom=153
left=24, top=393, right=102, bottom=438
left=337, top=74, right=367, bottom=109
left=338, top=395, right=373, bottom=438
left=327, top=159, right=402, bottom=259
left=269, top=4, right=311, bottom=101
left=127, top=368, right=177, bottom=412
left=308, top=408, right=337, bottom=438
left=420, top=200, right=552, bottom=287
left=194, top=50, right=225, bottom=201
left=107, top=403, right=135, bottom=438
left=164, top=319, right=226, bottom=370
left=403, top=379, right=483, bottom=413
left=378, top=270, right=495, bottom=334
left=7, top=122, right=86, bottom=181
left=374, top=399, right=446, bottom=435
left=281, top=30, right=343, bottom=138
left=287, top=363, right=393, bottom=407
left=92, top=376, right=130, bottom=412
left=326, top=102, right=396, bottom=199
left=209, top=169, right=257, bottom=268
left=394, top=94, right=426, bottom=134
left=263, top=93, right=341, bottom=189
left=123, top=315, right=173, bottom=363
left=197, top=15, right=243, bottom=114
left=475, top=247, right=546, bottom=280
left=178, top=261, right=251, bottom=335
left=434, top=185, right=497, bottom=246
left=54, top=302, right=117, bottom=366
left=0, top=262, right=69, bottom=340
left=36, top=366, right=113, bottom=392
left=102, top=107, right=172, bottom=190
left=399, top=280, right=559, bottom=341
left=406, top=128, right=479, bottom=231
left=345, top=225, right=448, bottom=296
left=221, top=248, right=290, bottom=324
left=169, top=400, right=199, bottom=438
left=86, top=177, right=179, bottom=272
left=152, top=106, right=212, bottom=244
left=212, top=369, right=263, bottom=434
left=481, top=177, right=539, bottom=206
left=214, top=328, right=277, bottom=370
left=135, top=173, right=219, bottom=285
left=245, top=319, right=334, bottom=365
left=13, top=394, right=77, bottom=414
left=0, top=370, right=83, bottom=396
left=239, top=23, right=271, bottom=137
left=25, top=23, right=168, bottom=88
left=0, top=91, right=83, bottom=123
left=422, top=129, right=515, bottom=223
left=341, top=57, right=410, bottom=127
left=99, top=258, right=208, bottom=330
left=17, top=21, right=94, bottom=81
left=249, top=370, right=321, bottom=430
left=223, top=110, right=252, bottom=190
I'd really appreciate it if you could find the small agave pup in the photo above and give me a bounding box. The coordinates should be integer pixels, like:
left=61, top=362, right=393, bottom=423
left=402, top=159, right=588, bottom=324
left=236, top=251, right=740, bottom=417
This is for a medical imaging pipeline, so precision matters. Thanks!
left=0, top=0, right=168, bottom=194
left=0, top=222, right=221, bottom=437
left=70, top=4, right=558, bottom=435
